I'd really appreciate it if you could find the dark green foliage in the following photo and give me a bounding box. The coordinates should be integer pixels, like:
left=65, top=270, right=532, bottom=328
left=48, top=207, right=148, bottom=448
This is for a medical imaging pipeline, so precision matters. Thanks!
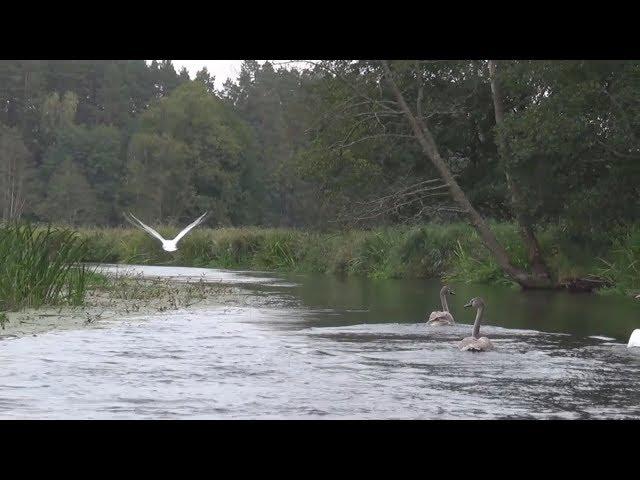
left=0, top=124, right=35, bottom=221
left=125, top=82, right=257, bottom=225
left=597, top=226, right=640, bottom=296
left=491, top=61, right=640, bottom=235
left=74, top=223, right=637, bottom=295
left=72, top=223, right=640, bottom=291
left=0, top=59, right=639, bottom=294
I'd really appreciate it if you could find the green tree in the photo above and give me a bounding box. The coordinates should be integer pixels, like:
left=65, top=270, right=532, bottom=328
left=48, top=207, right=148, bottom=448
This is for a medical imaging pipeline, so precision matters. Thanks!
left=122, top=132, right=193, bottom=221
left=222, top=61, right=324, bottom=226
left=42, top=124, right=124, bottom=223
left=38, top=157, right=98, bottom=225
left=495, top=60, right=640, bottom=237
left=195, top=67, right=215, bottom=94
left=41, top=91, right=78, bottom=139
left=124, top=81, right=258, bottom=225
left=0, top=125, right=34, bottom=220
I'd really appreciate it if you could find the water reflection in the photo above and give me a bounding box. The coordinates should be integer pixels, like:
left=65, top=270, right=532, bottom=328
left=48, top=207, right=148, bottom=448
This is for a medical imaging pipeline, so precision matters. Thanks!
left=0, top=265, right=638, bottom=419
left=281, top=273, right=639, bottom=342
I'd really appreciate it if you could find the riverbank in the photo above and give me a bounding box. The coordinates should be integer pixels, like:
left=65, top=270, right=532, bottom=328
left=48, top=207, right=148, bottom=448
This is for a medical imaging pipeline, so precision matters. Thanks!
left=77, top=223, right=640, bottom=296
left=1, top=274, right=242, bottom=339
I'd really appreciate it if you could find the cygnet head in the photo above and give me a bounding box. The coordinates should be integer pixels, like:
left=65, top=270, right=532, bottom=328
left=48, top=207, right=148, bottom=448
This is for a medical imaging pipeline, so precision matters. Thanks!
left=441, top=285, right=456, bottom=296
left=464, top=297, right=485, bottom=309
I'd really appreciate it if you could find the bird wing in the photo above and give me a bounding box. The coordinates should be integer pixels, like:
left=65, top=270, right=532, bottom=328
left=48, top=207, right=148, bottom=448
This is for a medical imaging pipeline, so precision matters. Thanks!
left=125, top=212, right=167, bottom=243
left=172, top=212, right=208, bottom=244
left=459, top=337, right=493, bottom=352
left=460, top=340, right=482, bottom=352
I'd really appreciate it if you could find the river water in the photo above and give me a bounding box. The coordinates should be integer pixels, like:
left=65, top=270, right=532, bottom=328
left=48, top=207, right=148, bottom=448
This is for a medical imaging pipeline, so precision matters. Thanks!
left=1, top=264, right=639, bottom=419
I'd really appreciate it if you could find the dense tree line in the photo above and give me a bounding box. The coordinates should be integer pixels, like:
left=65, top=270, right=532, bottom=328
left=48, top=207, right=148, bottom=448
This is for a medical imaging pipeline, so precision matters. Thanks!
left=1, top=60, right=639, bottom=282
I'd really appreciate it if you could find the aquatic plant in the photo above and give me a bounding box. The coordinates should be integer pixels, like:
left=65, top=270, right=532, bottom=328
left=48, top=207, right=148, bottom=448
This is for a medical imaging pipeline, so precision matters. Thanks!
left=0, top=222, right=94, bottom=310
left=596, top=226, right=640, bottom=296
left=445, top=240, right=515, bottom=287
left=74, top=222, right=639, bottom=295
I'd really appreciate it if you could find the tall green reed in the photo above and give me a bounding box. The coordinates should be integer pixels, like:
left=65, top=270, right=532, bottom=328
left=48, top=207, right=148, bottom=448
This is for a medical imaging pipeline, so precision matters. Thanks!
left=0, top=222, right=93, bottom=310
left=75, top=222, right=637, bottom=295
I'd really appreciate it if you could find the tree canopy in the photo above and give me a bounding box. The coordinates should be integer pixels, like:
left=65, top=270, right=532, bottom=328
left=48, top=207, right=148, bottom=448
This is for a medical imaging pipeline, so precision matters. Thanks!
left=0, top=59, right=638, bottom=242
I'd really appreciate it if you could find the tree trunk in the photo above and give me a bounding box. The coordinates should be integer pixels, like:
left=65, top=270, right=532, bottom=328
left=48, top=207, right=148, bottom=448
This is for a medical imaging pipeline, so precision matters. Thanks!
left=380, top=60, right=554, bottom=289
left=488, top=60, right=552, bottom=283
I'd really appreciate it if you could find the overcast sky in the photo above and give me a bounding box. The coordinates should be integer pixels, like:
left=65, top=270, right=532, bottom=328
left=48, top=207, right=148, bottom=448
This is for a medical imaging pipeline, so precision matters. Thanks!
left=170, top=60, right=256, bottom=89
left=157, top=60, right=312, bottom=89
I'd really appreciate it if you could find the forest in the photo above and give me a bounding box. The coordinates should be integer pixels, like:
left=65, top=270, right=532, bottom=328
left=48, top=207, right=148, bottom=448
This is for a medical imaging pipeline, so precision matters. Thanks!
left=1, top=60, right=639, bottom=292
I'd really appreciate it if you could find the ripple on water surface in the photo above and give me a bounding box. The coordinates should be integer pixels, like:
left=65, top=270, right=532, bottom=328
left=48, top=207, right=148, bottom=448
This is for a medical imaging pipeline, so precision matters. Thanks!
left=1, top=266, right=639, bottom=419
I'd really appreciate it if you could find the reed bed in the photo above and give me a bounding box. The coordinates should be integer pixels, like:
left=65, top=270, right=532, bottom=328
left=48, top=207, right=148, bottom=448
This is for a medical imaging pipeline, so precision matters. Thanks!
left=76, top=222, right=638, bottom=294
left=0, top=222, right=94, bottom=311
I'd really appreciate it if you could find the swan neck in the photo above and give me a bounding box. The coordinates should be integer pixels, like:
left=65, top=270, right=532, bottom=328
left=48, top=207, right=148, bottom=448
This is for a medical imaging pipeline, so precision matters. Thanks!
left=472, top=306, right=484, bottom=338
left=440, top=291, right=449, bottom=312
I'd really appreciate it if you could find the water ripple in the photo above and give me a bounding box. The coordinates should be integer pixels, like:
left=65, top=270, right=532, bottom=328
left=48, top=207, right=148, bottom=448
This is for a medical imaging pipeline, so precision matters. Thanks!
left=1, top=267, right=639, bottom=419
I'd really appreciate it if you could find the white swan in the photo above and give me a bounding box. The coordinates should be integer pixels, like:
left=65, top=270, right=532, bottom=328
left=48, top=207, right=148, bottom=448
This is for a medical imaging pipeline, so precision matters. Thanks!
left=628, top=330, right=640, bottom=348
left=628, top=294, right=640, bottom=348
left=426, top=285, right=455, bottom=326
left=125, top=212, right=208, bottom=252
left=458, top=297, right=494, bottom=352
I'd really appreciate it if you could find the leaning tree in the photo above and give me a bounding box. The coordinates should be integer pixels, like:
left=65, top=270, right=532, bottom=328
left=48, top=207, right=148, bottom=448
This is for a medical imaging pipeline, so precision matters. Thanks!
left=298, top=59, right=554, bottom=288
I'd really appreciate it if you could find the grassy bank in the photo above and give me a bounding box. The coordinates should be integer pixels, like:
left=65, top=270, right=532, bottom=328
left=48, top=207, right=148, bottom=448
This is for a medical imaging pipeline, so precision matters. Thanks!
left=76, top=223, right=640, bottom=296
left=0, top=222, right=95, bottom=313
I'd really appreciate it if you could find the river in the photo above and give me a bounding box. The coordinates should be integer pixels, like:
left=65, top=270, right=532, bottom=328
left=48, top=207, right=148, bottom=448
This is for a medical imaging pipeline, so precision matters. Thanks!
left=1, top=264, right=639, bottom=419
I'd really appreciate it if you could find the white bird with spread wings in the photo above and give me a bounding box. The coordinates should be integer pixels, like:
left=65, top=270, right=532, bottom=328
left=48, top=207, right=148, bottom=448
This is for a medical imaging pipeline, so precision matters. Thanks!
left=125, top=212, right=208, bottom=252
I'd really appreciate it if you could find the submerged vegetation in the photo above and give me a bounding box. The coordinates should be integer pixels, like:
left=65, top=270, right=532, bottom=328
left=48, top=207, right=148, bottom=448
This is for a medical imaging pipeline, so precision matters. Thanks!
left=87, top=272, right=233, bottom=314
left=0, top=222, right=94, bottom=311
left=78, top=223, right=640, bottom=296
left=0, top=221, right=233, bottom=331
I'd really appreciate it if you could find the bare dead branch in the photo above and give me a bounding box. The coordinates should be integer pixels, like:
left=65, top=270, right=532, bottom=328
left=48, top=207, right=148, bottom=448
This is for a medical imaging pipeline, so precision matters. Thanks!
left=330, top=133, right=416, bottom=150
left=335, top=174, right=459, bottom=225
